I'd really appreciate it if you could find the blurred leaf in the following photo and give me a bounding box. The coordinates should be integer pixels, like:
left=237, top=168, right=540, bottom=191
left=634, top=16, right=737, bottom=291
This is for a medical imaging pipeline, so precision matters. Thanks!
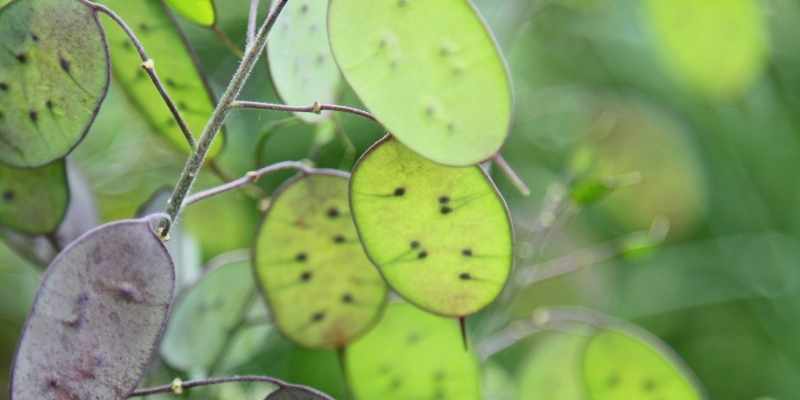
left=267, top=0, right=341, bottom=123
left=160, top=255, right=254, bottom=374
left=346, top=301, right=481, bottom=400
left=99, top=0, right=222, bottom=158
left=11, top=217, right=173, bottom=400
left=519, top=331, right=588, bottom=400
left=255, top=172, right=387, bottom=348
left=265, top=385, right=333, bottom=400
left=328, top=0, right=512, bottom=166
left=0, top=161, right=67, bottom=235
left=482, top=362, right=517, bottom=400
left=350, top=136, right=512, bottom=317
left=164, top=0, right=216, bottom=27
left=0, top=0, right=109, bottom=167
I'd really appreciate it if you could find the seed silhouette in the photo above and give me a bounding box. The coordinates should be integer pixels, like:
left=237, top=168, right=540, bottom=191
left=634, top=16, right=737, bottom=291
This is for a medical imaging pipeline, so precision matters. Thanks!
left=3, top=190, right=14, bottom=202
left=333, top=234, right=346, bottom=244
left=394, top=187, right=406, bottom=196
left=15, top=53, right=27, bottom=63
left=410, top=240, right=420, bottom=249
left=0, top=82, right=8, bottom=91
left=327, top=207, right=340, bottom=218
left=461, top=248, right=472, bottom=257
left=418, top=250, right=428, bottom=259
left=438, top=195, right=450, bottom=204
left=440, top=206, right=453, bottom=215
left=459, top=272, right=472, bottom=280
left=300, top=271, right=312, bottom=282
left=295, top=252, right=308, bottom=262
left=311, top=311, right=326, bottom=322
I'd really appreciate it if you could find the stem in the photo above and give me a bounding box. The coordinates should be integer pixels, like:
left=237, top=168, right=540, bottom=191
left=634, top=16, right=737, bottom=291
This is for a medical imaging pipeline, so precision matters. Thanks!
left=129, top=375, right=292, bottom=397
left=492, top=154, right=530, bottom=196
left=86, top=1, right=196, bottom=150
left=232, top=100, right=378, bottom=122
left=247, top=0, right=261, bottom=48
left=163, top=0, right=290, bottom=233
left=212, top=25, right=244, bottom=59
left=184, top=160, right=315, bottom=206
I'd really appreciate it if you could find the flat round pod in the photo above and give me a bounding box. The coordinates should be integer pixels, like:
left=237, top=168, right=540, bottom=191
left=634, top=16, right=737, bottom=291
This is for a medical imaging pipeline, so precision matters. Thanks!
left=100, top=0, right=222, bottom=158
left=519, top=332, right=588, bottom=400
left=644, top=0, right=767, bottom=98
left=0, top=161, right=67, bottom=235
left=163, top=0, right=216, bottom=27
left=583, top=327, right=704, bottom=400
left=160, top=257, right=254, bottom=373
left=267, top=0, right=340, bottom=123
left=0, top=0, right=109, bottom=167
left=10, top=217, right=175, bottom=400
left=350, top=136, right=512, bottom=317
left=254, top=172, right=387, bottom=349
left=328, top=0, right=512, bottom=166
left=346, top=301, right=481, bottom=400
left=266, top=385, right=334, bottom=400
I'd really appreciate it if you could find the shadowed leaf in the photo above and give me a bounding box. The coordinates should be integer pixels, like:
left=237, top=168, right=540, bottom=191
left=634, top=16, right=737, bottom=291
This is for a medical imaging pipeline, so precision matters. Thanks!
left=98, top=0, right=222, bottom=157
left=10, top=217, right=175, bottom=400
left=328, top=0, right=512, bottom=166
left=163, top=0, right=215, bottom=27
left=255, top=172, right=387, bottom=349
left=267, top=0, right=340, bottom=123
left=0, top=0, right=109, bottom=167
left=160, top=256, right=254, bottom=373
left=346, top=301, right=481, bottom=400
left=350, top=136, right=512, bottom=317
left=0, top=161, right=67, bottom=235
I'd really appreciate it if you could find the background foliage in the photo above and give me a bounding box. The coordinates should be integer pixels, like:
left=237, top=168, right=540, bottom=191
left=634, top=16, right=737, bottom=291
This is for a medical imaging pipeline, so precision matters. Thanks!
left=1, top=0, right=799, bottom=399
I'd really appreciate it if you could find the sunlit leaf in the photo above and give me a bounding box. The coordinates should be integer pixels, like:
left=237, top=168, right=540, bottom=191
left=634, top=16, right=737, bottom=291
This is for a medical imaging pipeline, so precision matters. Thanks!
left=160, top=256, right=254, bottom=374
left=0, top=161, right=67, bottom=234
left=350, top=136, right=512, bottom=317
left=164, top=0, right=216, bottom=27
left=267, top=0, right=340, bottom=123
left=0, top=0, right=109, bottom=167
left=583, top=327, right=705, bottom=400
left=519, top=332, right=588, bottom=400
left=644, top=0, right=767, bottom=98
left=99, top=0, right=222, bottom=157
left=328, top=0, right=512, bottom=166
left=346, top=301, right=481, bottom=400
left=265, top=385, right=333, bottom=400
left=10, top=217, right=174, bottom=400
left=254, top=172, right=387, bottom=348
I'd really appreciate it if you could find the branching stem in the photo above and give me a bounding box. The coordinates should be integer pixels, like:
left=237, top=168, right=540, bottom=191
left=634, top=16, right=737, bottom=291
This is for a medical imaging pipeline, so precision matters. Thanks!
left=85, top=0, right=197, bottom=150
left=184, top=160, right=315, bottom=206
left=247, top=0, right=261, bottom=48
left=162, top=0, right=290, bottom=234
left=128, top=375, right=329, bottom=398
left=232, top=100, right=377, bottom=122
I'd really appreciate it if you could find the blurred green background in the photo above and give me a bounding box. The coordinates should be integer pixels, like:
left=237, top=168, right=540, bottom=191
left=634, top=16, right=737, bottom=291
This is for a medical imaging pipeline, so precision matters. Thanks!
left=3, top=0, right=800, bottom=399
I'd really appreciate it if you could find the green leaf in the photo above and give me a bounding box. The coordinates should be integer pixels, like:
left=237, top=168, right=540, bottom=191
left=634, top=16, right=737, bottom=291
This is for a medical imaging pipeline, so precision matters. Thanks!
left=254, top=172, right=387, bottom=348
left=350, top=136, right=512, bottom=317
left=346, top=301, right=481, bottom=400
left=267, top=0, right=340, bottom=123
left=519, top=332, right=588, bottom=400
left=583, top=327, right=704, bottom=400
left=160, top=256, right=254, bottom=374
left=11, top=217, right=174, bottom=400
left=163, top=0, right=216, bottom=27
left=0, top=0, right=109, bottom=167
left=644, top=0, right=767, bottom=98
left=0, top=160, right=67, bottom=234
left=99, top=0, right=222, bottom=158
left=328, top=0, right=512, bottom=166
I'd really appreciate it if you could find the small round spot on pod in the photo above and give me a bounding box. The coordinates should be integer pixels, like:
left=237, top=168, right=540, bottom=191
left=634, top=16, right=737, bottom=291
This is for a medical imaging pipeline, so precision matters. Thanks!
left=458, top=272, right=472, bottom=280
left=327, top=207, right=340, bottom=218
left=410, top=240, right=420, bottom=249
left=440, top=206, right=453, bottom=215
left=311, top=311, right=326, bottom=322
left=438, top=195, right=450, bottom=204
left=300, top=271, right=313, bottom=282
left=333, top=234, right=346, bottom=244
left=341, top=293, right=354, bottom=303
left=0, top=82, right=8, bottom=91
left=394, top=187, right=406, bottom=196
left=295, top=252, right=308, bottom=262
left=417, top=251, right=428, bottom=259
left=3, top=190, right=14, bottom=202
left=461, top=248, right=472, bottom=257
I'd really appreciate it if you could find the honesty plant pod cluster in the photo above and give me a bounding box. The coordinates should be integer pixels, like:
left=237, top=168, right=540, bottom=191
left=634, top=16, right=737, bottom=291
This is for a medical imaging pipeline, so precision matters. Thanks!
left=0, top=0, right=708, bottom=399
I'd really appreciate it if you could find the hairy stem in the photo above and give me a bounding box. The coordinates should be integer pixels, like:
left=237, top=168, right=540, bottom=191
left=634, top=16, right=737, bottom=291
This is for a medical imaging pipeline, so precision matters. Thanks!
left=85, top=0, right=196, bottom=150
left=247, top=0, right=261, bottom=48
left=129, top=375, right=301, bottom=397
left=232, top=100, right=377, bottom=122
left=163, top=0, right=290, bottom=233
left=184, top=160, right=315, bottom=206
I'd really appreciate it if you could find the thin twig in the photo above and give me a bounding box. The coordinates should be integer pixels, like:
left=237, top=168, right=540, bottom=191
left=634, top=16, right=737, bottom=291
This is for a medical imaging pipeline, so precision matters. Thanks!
left=85, top=0, right=196, bottom=150
left=212, top=26, right=244, bottom=58
left=247, top=0, right=261, bottom=48
left=163, top=0, right=290, bottom=234
left=129, top=375, right=299, bottom=397
left=184, top=161, right=315, bottom=206
left=492, top=154, right=531, bottom=196
left=232, top=100, right=378, bottom=123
